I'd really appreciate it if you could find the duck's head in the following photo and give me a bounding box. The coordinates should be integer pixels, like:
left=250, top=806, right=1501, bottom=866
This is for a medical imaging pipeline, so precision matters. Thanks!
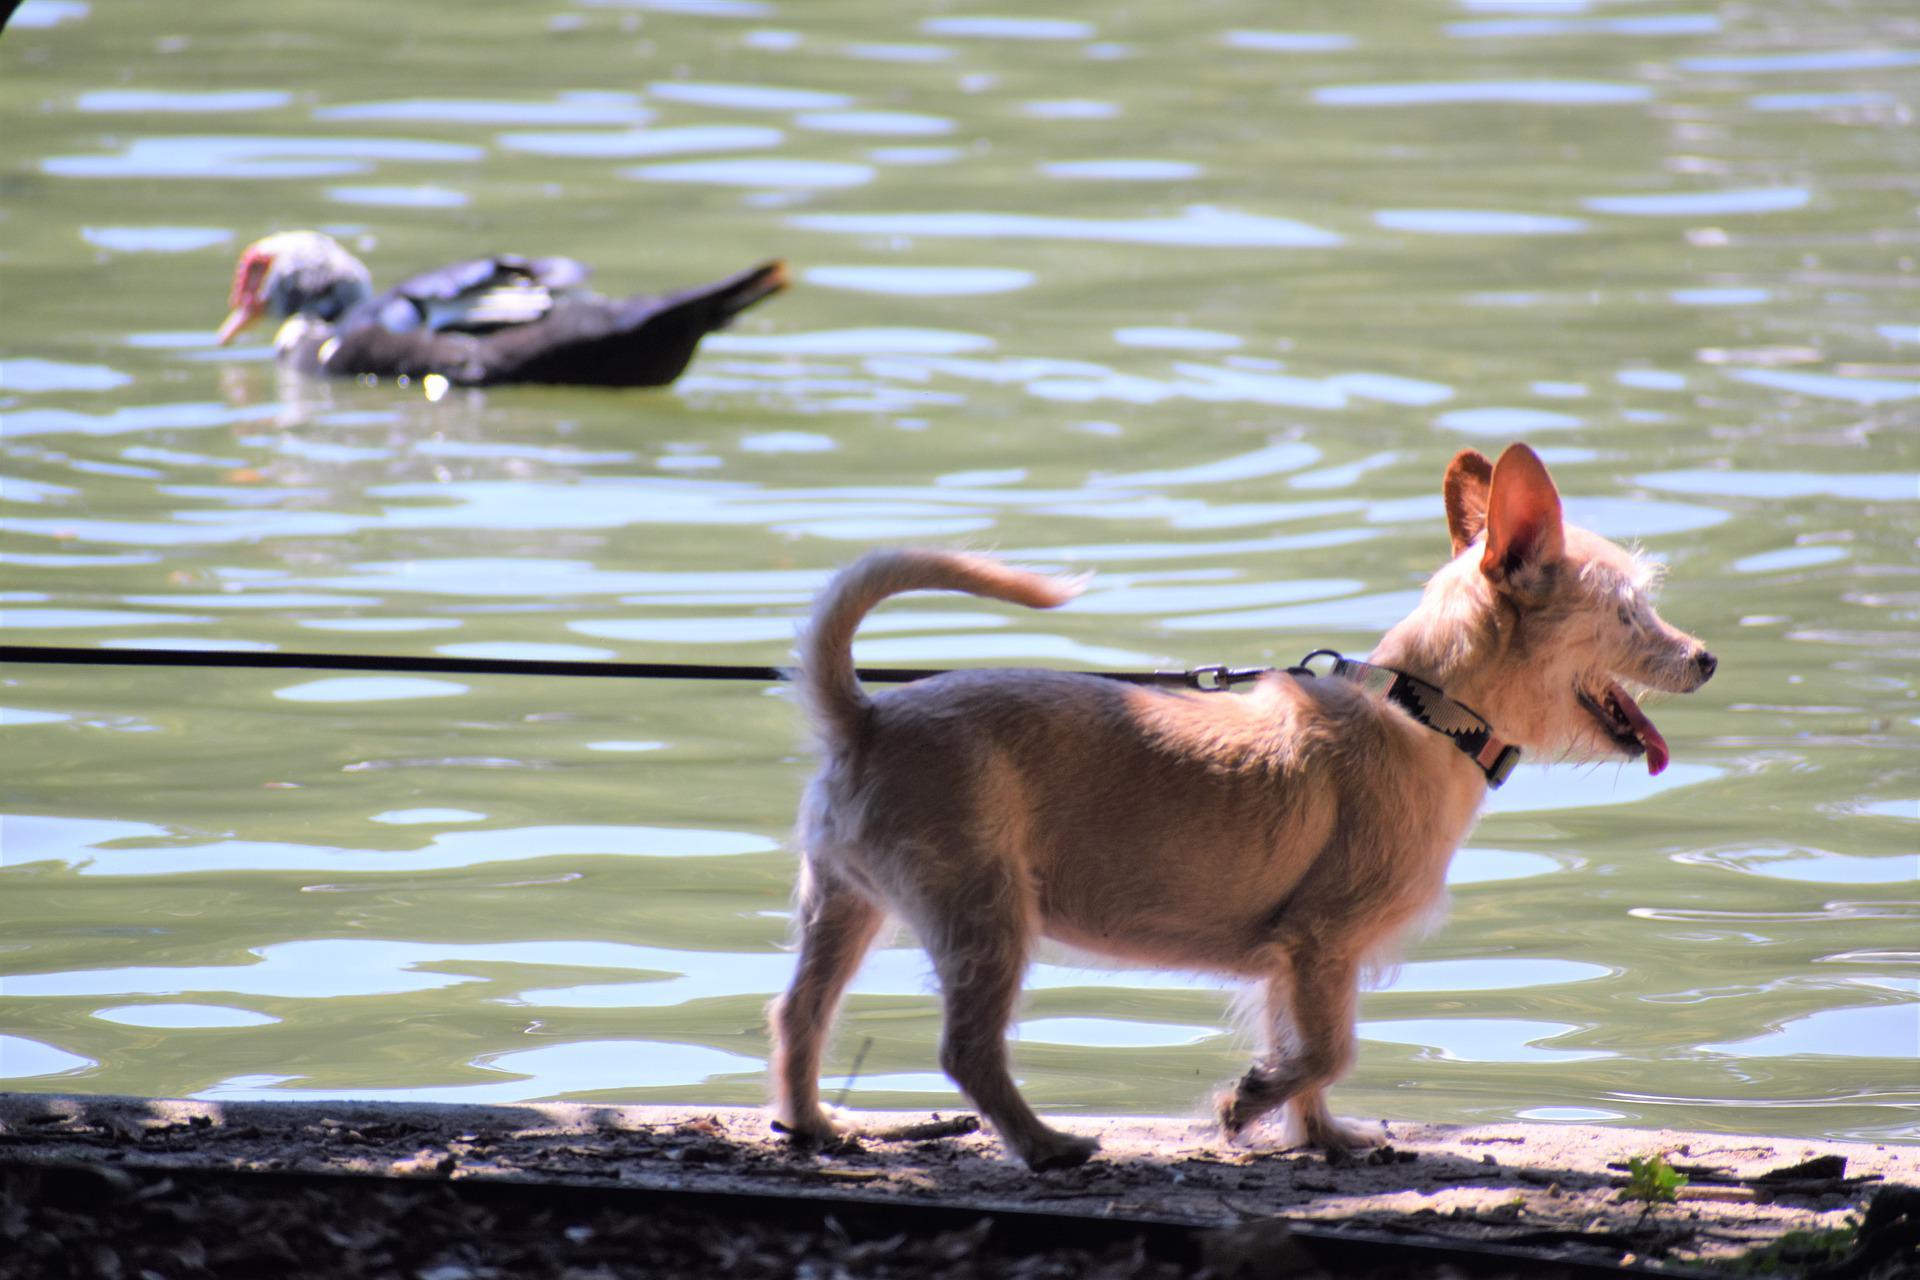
left=216, top=231, right=374, bottom=345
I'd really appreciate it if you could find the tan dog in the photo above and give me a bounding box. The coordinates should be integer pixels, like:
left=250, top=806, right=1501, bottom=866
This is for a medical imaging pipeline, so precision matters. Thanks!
left=770, top=443, right=1716, bottom=1170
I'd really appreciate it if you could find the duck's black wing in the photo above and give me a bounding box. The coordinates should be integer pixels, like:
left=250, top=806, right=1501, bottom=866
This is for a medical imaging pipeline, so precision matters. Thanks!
left=455, top=259, right=787, bottom=387
left=361, top=254, right=594, bottom=336
left=308, top=259, right=786, bottom=387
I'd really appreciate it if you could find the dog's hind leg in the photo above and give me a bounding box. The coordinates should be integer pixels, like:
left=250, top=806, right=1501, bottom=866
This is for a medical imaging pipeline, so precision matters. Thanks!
left=912, top=857, right=1100, bottom=1172
left=770, top=861, right=885, bottom=1145
left=1219, top=948, right=1381, bottom=1150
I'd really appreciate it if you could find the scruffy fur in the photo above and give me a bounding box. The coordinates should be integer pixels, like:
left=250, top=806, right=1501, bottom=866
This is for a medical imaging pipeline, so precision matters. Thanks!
left=770, top=444, right=1716, bottom=1171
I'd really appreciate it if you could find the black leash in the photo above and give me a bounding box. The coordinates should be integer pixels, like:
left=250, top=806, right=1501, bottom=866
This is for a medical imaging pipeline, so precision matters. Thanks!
left=0, top=643, right=1271, bottom=690
left=1, top=644, right=1516, bottom=784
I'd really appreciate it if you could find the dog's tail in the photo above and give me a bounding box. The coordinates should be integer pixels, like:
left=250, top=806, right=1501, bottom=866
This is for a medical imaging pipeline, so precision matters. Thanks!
left=797, top=549, right=1086, bottom=747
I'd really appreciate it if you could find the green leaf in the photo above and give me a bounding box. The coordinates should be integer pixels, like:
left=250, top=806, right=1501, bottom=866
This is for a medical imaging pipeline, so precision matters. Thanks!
left=1621, top=1153, right=1689, bottom=1204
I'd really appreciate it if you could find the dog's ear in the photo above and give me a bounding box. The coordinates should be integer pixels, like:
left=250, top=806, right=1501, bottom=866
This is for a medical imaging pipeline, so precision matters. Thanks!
left=1480, top=443, right=1565, bottom=590
left=1443, top=449, right=1494, bottom=556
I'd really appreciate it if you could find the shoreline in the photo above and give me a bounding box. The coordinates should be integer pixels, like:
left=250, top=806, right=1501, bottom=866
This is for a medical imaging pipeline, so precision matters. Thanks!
left=3, top=1091, right=1914, bottom=1273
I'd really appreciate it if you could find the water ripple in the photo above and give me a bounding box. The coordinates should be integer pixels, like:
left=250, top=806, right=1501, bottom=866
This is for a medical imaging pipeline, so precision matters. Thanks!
left=1639, top=468, right=1916, bottom=501
left=314, top=95, right=652, bottom=126
left=78, top=89, right=291, bottom=113
left=43, top=135, right=482, bottom=179
left=372, top=809, right=486, bottom=825
left=1327, top=372, right=1454, bottom=405
left=1042, top=159, right=1201, bottom=181
left=0, top=358, right=132, bottom=392
left=0, top=1036, right=94, bottom=1080
left=842, top=42, right=955, bottom=63
left=707, top=327, right=993, bottom=355
left=1449, top=14, right=1721, bottom=39
left=1678, top=49, right=1920, bottom=74
left=1113, top=327, right=1241, bottom=351
left=1359, top=1018, right=1610, bottom=1063
left=1316, top=80, right=1652, bottom=106
left=1091, top=440, right=1321, bottom=488
left=627, top=157, right=875, bottom=188
left=1489, top=762, right=1722, bottom=813
left=80, top=226, right=231, bottom=254
left=3, top=607, right=209, bottom=629
left=1584, top=187, right=1810, bottom=217
left=1017, top=1017, right=1223, bottom=1048
left=95, top=1005, right=279, bottom=1029
left=1700, top=1004, right=1920, bottom=1059
left=1726, top=368, right=1920, bottom=406
left=275, top=677, right=468, bottom=704
left=326, top=185, right=468, bottom=208
left=646, top=81, right=852, bottom=111
left=920, top=16, right=1094, bottom=40
left=1679, top=846, right=1919, bottom=885
left=579, top=0, right=772, bottom=15
left=1376, top=208, right=1588, bottom=236
left=793, top=110, right=954, bottom=136
left=1437, top=406, right=1582, bottom=434
left=790, top=205, right=1344, bottom=248
left=498, top=123, right=782, bottom=158
left=27, top=823, right=779, bottom=877
left=1023, top=100, right=1120, bottom=120
left=1749, top=91, right=1896, bottom=112
left=804, top=265, right=1034, bottom=296
left=1223, top=30, right=1356, bottom=53
left=10, top=0, right=88, bottom=29
left=195, top=1039, right=763, bottom=1104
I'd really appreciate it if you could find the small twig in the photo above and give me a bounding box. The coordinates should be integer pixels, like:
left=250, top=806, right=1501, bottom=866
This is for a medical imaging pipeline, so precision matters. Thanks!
left=869, top=1115, right=980, bottom=1144
left=830, top=1037, right=875, bottom=1111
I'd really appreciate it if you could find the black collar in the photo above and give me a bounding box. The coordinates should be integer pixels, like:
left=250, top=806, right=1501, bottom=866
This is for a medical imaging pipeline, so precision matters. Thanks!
left=1295, top=650, right=1521, bottom=788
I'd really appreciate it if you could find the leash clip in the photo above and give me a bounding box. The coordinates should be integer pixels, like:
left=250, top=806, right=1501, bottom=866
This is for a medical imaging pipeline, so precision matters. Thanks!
left=1184, top=664, right=1272, bottom=692
left=1291, top=649, right=1345, bottom=678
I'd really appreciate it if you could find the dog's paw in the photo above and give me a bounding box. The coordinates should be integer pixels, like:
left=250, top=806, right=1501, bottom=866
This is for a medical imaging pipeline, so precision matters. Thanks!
left=1214, top=1075, right=1290, bottom=1140
left=1307, top=1115, right=1387, bottom=1152
left=772, top=1106, right=850, bottom=1148
left=1020, top=1129, right=1100, bottom=1172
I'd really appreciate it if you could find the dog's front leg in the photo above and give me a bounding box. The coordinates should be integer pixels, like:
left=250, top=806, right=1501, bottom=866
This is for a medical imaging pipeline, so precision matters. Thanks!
left=1219, top=950, right=1382, bottom=1151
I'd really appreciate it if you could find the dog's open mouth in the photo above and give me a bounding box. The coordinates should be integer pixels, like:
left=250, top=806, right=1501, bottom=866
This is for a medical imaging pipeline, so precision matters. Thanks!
left=1577, top=681, right=1669, bottom=776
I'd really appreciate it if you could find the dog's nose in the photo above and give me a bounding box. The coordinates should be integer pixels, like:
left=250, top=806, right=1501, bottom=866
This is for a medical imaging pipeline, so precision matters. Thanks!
left=1694, top=649, right=1718, bottom=682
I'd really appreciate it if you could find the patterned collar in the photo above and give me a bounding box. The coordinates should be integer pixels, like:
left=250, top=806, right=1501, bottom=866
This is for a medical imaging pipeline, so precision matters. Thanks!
left=1298, top=650, right=1521, bottom=788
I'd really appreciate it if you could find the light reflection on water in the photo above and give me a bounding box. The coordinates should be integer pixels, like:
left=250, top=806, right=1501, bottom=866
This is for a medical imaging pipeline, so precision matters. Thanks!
left=788, top=206, right=1344, bottom=249
left=192, top=1040, right=767, bottom=1105
left=499, top=123, right=783, bottom=159
left=4, top=816, right=777, bottom=877
left=95, top=1005, right=280, bottom=1029
left=2, top=0, right=1915, bottom=1143
left=1313, top=81, right=1651, bottom=106
left=43, top=135, right=485, bottom=180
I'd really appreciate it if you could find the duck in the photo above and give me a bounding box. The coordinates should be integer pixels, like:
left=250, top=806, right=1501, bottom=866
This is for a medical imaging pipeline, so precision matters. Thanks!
left=215, top=231, right=786, bottom=388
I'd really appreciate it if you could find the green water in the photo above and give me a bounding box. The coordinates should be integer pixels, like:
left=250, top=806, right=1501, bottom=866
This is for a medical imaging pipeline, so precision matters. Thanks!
left=1, top=0, right=1915, bottom=1144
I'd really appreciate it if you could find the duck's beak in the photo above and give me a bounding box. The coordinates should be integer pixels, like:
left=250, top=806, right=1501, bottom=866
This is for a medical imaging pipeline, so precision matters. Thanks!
left=215, top=297, right=265, bottom=345
left=218, top=243, right=277, bottom=345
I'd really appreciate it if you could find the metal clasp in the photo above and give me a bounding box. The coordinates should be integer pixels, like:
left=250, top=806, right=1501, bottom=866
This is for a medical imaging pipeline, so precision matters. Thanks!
left=1291, top=649, right=1344, bottom=678
left=1185, top=664, right=1272, bottom=692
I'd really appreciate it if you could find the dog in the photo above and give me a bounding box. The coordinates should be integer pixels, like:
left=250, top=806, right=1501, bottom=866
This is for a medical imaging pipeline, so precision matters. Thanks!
left=769, top=443, right=1716, bottom=1170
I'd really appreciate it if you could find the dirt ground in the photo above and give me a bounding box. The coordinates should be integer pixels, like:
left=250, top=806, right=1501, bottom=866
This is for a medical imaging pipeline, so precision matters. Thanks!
left=2, top=1092, right=1915, bottom=1277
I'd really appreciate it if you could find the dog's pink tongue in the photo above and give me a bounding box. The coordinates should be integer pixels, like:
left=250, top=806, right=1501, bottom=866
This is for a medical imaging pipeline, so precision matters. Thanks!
left=1611, top=683, right=1668, bottom=775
